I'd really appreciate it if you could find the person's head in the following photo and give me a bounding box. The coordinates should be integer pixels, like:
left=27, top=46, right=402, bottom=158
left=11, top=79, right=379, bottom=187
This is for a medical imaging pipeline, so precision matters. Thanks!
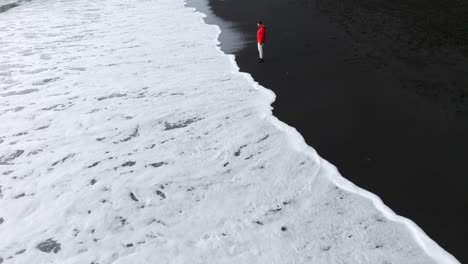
left=257, top=21, right=263, bottom=27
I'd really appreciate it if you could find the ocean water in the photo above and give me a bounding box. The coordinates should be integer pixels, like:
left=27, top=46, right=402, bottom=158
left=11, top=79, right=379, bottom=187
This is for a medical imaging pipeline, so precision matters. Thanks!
left=0, top=0, right=459, bottom=263
left=187, top=0, right=247, bottom=54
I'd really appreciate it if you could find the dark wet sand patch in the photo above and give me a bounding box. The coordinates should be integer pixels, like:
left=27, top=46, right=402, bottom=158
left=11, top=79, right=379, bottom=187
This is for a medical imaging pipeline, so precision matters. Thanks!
left=0, top=150, right=24, bottom=165
left=164, top=117, right=202, bottom=130
left=1, top=89, right=38, bottom=97
left=117, top=126, right=139, bottom=143
left=96, top=93, right=126, bottom=101
left=33, top=77, right=59, bottom=86
left=0, top=2, right=20, bottom=13
left=51, top=154, right=75, bottom=166
left=5, top=106, right=25, bottom=113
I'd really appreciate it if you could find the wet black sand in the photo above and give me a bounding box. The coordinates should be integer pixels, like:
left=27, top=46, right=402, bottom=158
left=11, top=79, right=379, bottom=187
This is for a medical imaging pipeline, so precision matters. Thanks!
left=201, top=0, right=468, bottom=261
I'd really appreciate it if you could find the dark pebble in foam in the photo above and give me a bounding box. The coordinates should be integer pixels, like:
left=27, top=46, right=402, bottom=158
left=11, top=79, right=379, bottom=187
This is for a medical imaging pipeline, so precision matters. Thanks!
left=234, top=144, right=247, bottom=157
left=36, top=238, right=61, bottom=253
left=155, top=190, right=166, bottom=200
left=118, top=216, right=127, bottom=226
left=122, top=161, right=136, bottom=167
left=130, top=192, right=139, bottom=202
left=321, top=245, right=331, bottom=251
left=15, top=249, right=25, bottom=255
left=256, top=135, right=269, bottom=143
left=149, top=162, right=168, bottom=168
left=88, top=162, right=100, bottom=168
left=146, top=144, right=156, bottom=149
left=14, top=193, right=25, bottom=199
left=269, top=207, right=282, bottom=213
left=35, top=125, right=49, bottom=130
left=13, top=132, right=27, bottom=137
left=281, top=226, right=287, bottom=231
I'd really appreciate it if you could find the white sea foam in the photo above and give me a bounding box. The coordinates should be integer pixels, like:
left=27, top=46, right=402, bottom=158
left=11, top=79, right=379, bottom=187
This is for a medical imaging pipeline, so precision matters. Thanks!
left=0, top=0, right=459, bottom=263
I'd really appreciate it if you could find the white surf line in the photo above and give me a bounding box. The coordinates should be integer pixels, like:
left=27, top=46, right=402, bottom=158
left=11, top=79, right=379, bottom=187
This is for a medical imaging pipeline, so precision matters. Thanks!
left=185, top=1, right=460, bottom=263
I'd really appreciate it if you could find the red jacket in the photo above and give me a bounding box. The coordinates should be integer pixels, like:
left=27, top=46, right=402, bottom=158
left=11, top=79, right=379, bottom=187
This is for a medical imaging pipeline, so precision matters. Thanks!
left=257, top=26, right=266, bottom=44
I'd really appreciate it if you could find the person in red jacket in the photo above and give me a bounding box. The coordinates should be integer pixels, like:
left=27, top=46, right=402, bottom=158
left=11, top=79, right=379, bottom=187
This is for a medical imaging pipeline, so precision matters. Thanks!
left=257, top=21, right=266, bottom=63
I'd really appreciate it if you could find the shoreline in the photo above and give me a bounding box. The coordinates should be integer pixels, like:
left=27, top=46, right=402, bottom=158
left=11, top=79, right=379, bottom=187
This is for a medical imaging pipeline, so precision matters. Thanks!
left=196, top=0, right=467, bottom=261
left=0, top=0, right=463, bottom=262
left=185, top=2, right=458, bottom=262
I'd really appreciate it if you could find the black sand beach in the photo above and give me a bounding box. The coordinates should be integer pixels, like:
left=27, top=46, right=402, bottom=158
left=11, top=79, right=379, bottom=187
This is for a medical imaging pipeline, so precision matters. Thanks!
left=198, top=0, right=468, bottom=261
